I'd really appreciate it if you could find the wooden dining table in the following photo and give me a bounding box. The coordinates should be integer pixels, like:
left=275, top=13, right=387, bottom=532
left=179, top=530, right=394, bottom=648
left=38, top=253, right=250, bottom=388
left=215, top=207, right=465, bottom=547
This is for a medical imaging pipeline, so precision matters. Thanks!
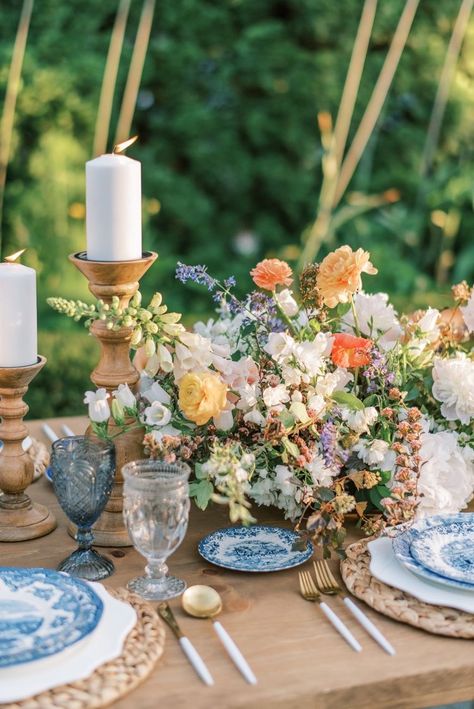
left=2, top=415, right=473, bottom=709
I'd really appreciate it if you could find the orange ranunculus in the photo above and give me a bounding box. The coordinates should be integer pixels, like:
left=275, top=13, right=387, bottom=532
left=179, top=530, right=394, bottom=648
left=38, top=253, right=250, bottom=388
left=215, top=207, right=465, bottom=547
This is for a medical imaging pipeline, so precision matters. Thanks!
left=316, top=245, right=377, bottom=308
left=331, top=333, right=372, bottom=368
left=250, top=259, right=293, bottom=291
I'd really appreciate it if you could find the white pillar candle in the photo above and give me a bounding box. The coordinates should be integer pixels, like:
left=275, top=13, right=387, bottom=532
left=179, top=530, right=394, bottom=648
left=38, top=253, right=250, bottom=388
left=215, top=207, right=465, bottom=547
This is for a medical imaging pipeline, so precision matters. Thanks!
left=86, top=153, right=142, bottom=261
left=0, top=262, right=37, bottom=367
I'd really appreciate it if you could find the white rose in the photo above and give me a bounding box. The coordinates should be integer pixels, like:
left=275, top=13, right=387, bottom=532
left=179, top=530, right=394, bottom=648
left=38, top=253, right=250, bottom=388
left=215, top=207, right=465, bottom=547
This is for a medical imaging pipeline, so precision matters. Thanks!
left=143, top=402, right=172, bottom=427
left=432, top=354, right=474, bottom=425
left=275, top=288, right=299, bottom=317
left=113, top=383, right=136, bottom=410
left=84, top=388, right=110, bottom=423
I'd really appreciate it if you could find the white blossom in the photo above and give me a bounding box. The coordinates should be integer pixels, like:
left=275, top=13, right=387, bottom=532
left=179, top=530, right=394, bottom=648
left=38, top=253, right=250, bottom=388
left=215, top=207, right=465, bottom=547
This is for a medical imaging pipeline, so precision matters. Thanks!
left=342, top=291, right=402, bottom=350
left=275, top=288, right=299, bottom=317
left=417, top=429, right=474, bottom=516
left=143, top=381, right=171, bottom=406
left=460, top=290, right=474, bottom=333
left=341, top=406, right=378, bottom=434
left=112, top=383, right=136, bottom=410
left=353, top=439, right=396, bottom=469
left=84, top=388, right=110, bottom=423
left=432, top=354, right=474, bottom=425
left=143, top=402, right=172, bottom=427
left=263, top=384, right=290, bottom=408
left=406, top=308, right=440, bottom=357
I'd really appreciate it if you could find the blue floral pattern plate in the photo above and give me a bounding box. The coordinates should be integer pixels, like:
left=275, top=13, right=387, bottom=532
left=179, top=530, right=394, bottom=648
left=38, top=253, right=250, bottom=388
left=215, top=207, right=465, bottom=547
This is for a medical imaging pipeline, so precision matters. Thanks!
left=198, top=525, right=313, bottom=572
left=410, top=519, right=474, bottom=584
left=0, top=567, right=103, bottom=667
left=392, top=514, right=474, bottom=592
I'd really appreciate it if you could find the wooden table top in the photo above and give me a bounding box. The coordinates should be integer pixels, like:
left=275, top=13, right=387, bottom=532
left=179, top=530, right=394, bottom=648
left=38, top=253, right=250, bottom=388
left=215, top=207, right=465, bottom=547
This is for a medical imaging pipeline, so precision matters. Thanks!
left=3, top=416, right=473, bottom=709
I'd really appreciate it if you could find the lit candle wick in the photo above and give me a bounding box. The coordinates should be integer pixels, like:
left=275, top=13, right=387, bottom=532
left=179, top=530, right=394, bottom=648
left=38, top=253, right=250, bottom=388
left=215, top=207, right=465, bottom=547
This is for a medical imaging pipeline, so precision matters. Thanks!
left=113, top=135, right=139, bottom=155
left=4, top=249, right=26, bottom=263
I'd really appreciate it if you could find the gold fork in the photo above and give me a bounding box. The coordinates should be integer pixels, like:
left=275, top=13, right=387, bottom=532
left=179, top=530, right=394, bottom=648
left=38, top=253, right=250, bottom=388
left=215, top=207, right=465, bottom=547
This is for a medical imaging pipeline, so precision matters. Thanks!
left=313, top=560, right=395, bottom=656
left=298, top=570, right=362, bottom=652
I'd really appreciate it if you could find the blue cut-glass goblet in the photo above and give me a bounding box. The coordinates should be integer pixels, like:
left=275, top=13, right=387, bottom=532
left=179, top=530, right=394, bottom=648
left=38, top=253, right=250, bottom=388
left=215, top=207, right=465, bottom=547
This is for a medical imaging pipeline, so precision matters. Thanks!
left=51, top=436, right=115, bottom=581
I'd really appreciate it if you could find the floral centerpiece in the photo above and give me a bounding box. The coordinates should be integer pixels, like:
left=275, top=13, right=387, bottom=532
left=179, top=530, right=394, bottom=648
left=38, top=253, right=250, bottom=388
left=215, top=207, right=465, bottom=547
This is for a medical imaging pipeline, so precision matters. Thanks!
left=49, top=246, right=474, bottom=555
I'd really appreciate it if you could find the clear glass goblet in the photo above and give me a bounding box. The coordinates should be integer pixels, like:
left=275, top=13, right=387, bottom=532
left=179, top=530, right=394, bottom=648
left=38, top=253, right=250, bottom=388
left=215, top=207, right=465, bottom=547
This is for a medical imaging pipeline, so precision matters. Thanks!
left=122, top=460, right=190, bottom=600
left=51, top=436, right=115, bottom=581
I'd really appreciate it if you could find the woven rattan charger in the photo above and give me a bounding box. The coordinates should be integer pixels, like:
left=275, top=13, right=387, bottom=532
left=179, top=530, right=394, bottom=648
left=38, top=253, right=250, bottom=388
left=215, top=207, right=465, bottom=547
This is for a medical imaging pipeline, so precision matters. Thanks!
left=3, top=589, right=166, bottom=709
left=340, top=539, right=474, bottom=639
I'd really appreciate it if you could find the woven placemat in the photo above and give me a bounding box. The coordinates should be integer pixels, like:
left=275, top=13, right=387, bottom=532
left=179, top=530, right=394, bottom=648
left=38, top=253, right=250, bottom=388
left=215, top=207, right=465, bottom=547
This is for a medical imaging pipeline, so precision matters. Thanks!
left=3, top=589, right=166, bottom=709
left=340, top=540, right=474, bottom=639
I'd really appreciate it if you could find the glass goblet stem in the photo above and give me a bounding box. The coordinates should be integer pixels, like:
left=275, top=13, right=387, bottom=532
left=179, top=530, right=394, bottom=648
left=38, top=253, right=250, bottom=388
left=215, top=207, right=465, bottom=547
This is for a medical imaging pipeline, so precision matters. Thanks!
left=76, top=527, right=94, bottom=550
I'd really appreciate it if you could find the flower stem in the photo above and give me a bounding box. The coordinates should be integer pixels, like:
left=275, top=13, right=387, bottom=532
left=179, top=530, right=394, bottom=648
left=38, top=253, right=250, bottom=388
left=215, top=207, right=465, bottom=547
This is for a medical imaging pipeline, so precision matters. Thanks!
left=350, top=294, right=361, bottom=336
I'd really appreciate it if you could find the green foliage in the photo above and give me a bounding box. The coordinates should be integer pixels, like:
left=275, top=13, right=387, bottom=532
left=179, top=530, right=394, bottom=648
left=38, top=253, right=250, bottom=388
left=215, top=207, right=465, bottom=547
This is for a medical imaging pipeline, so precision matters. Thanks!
left=1, top=0, right=473, bottom=414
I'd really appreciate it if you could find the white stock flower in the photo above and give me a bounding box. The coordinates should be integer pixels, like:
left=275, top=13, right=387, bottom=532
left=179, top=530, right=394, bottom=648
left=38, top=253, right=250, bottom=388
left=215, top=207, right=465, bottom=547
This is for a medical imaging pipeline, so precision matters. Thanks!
left=84, top=388, right=110, bottom=423
left=341, top=406, right=378, bottom=434
left=460, top=290, right=474, bottom=332
left=432, top=354, right=474, bottom=425
left=275, top=288, right=299, bottom=317
left=143, top=381, right=171, bottom=406
left=342, top=291, right=402, bottom=350
left=143, top=402, right=172, bottom=427
left=263, top=384, right=290, bottom=408
left=236, top=382, right=260, bottom=412
left=113, top=383, right=136, bottom=410
left=353, top=439, right=396, bottom=469
left=417, top=429, right=474, bottom=516
left=306, top=393, right=326, bottom=418
left=174, top=332, right=214, bottom=379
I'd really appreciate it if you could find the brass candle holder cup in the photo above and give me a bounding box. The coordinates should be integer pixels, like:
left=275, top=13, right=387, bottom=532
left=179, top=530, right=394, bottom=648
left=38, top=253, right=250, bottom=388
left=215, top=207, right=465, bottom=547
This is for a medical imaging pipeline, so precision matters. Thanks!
left=70, top=251, right=157, bottom=547
left=0, top=356, right=56, bottom=541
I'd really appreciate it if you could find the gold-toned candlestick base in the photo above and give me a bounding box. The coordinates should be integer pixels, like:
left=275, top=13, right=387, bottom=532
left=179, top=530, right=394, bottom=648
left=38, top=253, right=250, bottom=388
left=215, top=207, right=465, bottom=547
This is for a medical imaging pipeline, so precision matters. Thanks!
left=0, top=356, right=56, bottom=542
left=69, top=251, right=157, bottom=547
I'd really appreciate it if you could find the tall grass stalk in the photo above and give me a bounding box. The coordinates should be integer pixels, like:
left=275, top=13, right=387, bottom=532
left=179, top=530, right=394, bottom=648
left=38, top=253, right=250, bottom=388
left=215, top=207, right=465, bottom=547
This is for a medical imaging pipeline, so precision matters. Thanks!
left=114, top=0, right=156, bottom=146
left=419, top=0, right=473, bottom=178
left=0, top=0, right=34, bottom=254
left=93, top=0, right=131, bottom=157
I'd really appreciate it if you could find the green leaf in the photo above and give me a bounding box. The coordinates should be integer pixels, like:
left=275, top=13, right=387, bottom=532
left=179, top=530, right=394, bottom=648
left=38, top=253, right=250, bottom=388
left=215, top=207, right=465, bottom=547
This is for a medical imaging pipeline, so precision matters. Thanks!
left=318, top=486, right=335, bottom=502
left=336, top=302, right=352, bottom=316
left=404, top=386, right=420, bottom=402
left=282, top=436, right=300, bottom=459
left=363, top=394, right=378, bottom=407
left=289, top=401, right=310, bottom=424
left=379, top=470, right=392, bottom=484
left=194, top=463, right=207, bottom=480
left=279, top=409, right=296, bottom=430
left=189, top=480, right=214, bottom=510
left=332, top=391, right=364, bottom=411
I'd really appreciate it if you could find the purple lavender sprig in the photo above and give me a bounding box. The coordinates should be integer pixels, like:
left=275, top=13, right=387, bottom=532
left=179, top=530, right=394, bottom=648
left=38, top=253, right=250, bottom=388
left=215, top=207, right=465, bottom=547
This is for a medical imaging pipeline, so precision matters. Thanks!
left=362, top=347, right=395, bottom=393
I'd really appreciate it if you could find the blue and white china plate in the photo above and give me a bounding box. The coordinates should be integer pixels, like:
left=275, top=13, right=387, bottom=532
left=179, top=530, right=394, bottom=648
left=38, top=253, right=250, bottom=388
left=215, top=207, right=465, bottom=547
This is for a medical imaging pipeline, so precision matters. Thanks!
left=45, top=466, right=53, bottom=482
left=392, top=514, right=474, bottom=592
left=410, top=518, right=474, bottom=585
left=0, top=567, right=103, bottom=668
left=198, top=525, right=313, bottom=572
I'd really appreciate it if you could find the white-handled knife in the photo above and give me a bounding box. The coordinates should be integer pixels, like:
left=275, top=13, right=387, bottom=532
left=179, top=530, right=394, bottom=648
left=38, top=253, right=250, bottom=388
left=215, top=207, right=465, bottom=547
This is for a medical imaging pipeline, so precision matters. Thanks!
left=158, top=603, right=214, bottom=686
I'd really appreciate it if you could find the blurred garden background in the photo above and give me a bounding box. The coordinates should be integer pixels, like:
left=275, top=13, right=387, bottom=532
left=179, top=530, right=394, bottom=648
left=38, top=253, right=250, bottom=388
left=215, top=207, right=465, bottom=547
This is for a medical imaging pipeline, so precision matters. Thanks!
left=1, top=0, right=473, bottom=418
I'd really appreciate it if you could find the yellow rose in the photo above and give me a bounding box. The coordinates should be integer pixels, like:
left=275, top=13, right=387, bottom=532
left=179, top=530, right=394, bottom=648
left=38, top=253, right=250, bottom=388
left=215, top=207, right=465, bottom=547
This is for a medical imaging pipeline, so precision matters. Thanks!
left=178, top=371, right=228, bottom=426
left=316, top=245, right=377, bottom=308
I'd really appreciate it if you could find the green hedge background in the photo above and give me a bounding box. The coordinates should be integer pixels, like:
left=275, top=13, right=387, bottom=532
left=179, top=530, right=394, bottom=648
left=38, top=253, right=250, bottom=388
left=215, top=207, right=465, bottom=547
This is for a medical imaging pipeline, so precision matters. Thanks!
left=1, top=0, right=473, bottom=418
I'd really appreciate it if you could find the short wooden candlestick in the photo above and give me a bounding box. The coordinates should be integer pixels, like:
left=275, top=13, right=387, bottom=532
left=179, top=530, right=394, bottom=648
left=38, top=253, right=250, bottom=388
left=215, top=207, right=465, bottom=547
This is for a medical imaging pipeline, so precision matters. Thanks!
left=0, top=356, right=56, bottom=541
left=70, top=251, right=157, bottom=547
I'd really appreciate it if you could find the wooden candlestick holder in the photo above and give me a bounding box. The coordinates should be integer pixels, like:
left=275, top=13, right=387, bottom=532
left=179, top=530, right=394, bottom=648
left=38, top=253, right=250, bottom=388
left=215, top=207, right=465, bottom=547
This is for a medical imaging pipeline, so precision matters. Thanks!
left=70, top=251, right=157, bottom=547
left=0, top=356, right=56, bottom=541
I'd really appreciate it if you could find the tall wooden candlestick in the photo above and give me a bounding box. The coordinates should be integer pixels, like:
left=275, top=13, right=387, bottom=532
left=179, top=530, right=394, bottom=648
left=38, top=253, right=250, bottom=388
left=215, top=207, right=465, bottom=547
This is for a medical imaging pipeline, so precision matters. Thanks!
left=70, top=251, right=157, bottom=546
left=0, top=356, right=56, bottom=541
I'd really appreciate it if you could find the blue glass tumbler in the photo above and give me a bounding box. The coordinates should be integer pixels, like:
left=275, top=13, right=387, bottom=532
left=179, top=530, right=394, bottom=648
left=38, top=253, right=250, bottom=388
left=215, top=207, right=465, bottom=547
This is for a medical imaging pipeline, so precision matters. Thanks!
left=51, top=436, right=115, bottom=581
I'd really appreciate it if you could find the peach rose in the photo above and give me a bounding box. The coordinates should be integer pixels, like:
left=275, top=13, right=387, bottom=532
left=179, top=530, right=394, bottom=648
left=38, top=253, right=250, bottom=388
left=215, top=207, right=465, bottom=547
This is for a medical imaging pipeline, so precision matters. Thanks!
left=316, top=246, right=377, bottom=308
left=331, top=333, right=372, bottom=368
left=250, top=259, right=293, bottom=291
left=178, top=371, right=228, bottom=426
